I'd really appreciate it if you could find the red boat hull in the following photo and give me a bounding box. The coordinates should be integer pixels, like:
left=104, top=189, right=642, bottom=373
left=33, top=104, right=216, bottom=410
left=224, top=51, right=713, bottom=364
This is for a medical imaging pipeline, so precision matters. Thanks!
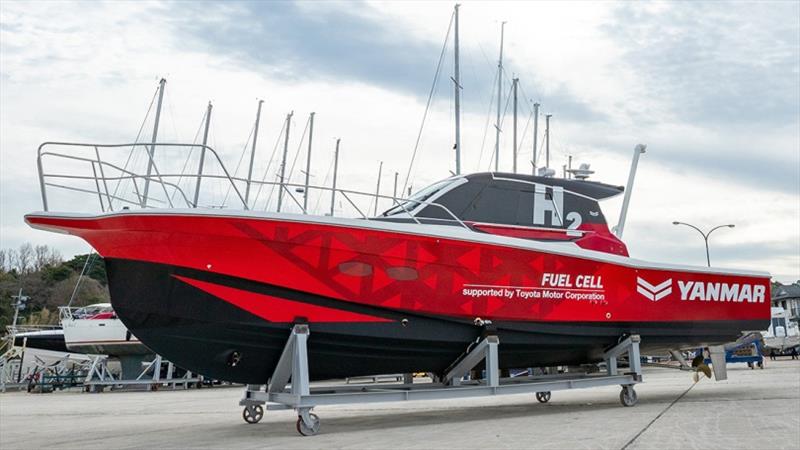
left=26, top=211, right=771, bottom=383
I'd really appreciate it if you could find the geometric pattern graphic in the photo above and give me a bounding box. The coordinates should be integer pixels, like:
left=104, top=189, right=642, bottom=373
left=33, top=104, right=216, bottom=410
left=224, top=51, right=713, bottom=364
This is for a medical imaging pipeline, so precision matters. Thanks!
left=24, top=212, right=771, bottom=324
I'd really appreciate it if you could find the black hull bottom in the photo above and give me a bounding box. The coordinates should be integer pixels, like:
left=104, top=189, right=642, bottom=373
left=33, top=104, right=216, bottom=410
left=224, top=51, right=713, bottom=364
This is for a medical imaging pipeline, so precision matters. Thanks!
left=106, top=259, right=760, bottom=384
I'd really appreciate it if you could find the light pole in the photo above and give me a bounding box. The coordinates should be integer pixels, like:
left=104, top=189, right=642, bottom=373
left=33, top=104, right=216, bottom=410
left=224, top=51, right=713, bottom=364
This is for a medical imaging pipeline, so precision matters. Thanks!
left=672, top=222, right=735, bottom=267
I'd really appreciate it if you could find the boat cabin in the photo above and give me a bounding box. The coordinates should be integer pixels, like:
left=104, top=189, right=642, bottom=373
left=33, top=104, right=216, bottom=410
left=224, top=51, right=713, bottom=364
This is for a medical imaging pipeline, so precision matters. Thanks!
left=379, top=172, right=629, bottom=256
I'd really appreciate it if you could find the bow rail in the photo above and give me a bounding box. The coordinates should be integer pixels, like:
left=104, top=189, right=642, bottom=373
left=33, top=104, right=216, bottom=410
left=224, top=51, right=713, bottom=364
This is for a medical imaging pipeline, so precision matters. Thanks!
left=36, top=142, right=468, bottom=229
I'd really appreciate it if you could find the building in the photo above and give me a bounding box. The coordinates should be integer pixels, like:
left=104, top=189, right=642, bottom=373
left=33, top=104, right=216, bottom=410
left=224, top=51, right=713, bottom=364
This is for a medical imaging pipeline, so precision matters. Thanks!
left=771, top=281, right=800, bottom=323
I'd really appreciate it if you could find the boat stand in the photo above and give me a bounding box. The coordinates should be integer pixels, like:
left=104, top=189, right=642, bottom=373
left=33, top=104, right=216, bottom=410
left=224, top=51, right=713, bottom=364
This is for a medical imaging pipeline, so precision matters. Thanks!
left=239, top=325, right=643, bottom=436
left=83, top=354, right=202, bottom=392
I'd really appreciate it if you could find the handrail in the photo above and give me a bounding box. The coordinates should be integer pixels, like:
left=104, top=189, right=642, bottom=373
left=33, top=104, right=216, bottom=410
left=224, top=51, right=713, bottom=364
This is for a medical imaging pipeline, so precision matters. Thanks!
left=37, top=142, right=249, bottom=211
left=39, top=152, right=195, bottom=207
left=37, top=141, right=471, bottom=230
left=35, top=143, right=615, bottom=238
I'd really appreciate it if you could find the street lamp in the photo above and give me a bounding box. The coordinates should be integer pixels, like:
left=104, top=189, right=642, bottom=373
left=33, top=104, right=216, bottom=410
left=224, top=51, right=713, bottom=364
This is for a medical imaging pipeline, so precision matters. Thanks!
left=672, top=221, right=735, bottom=267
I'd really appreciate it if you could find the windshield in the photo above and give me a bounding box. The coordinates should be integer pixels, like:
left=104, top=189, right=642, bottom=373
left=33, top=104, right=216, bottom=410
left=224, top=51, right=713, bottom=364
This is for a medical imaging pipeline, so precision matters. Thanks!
left=381, top=179, right=454, bottom=217
left=73, top=304, right=113, bottom=318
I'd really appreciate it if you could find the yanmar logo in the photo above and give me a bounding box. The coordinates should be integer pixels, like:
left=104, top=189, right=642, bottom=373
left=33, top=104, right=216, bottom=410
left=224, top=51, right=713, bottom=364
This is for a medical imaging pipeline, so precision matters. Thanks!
left=636, top=277, right=766, bottom=303
left=678, top=281, right=765, bottom=303
left=636, top=277, right=672, bottom=302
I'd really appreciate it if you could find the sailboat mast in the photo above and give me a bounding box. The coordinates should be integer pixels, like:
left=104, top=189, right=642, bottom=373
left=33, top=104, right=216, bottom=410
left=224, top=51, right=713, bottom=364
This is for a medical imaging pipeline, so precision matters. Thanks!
left=277, top=111, right=294, bottom=212
left=374, top=161, right=383, bottom=216
left=494, top=22, right=505, bottom=172
left=303, top=112, right=315, bottom=213
left=142, top=78, right=166, bottom=208
left=532, top=102, right=540, bottom=175
left=330, top=138, right=340, bottom=216
left=453, top=3, right=462, bottom=175
left=193, top=101, right=213, bottom=208
left=245, top=99, right=264, bottom=208
left=512, top=77, right=518, bottom=173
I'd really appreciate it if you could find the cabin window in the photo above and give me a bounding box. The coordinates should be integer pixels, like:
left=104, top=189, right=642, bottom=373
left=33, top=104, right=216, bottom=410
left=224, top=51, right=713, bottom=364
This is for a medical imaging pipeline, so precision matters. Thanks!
left=462, top=185, right=521, bottom=225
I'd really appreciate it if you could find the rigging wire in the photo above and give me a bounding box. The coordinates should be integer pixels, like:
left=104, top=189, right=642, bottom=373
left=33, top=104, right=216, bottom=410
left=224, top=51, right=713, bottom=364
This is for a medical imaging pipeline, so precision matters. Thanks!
left=110, top=84, right=159, bottom=206
left=66, top=250, right=95, bottom=308
left=286, top=117, right=311, bottom=185
left=401, top=9, right=454, bottom=195
left=169, top=108, right=207, bottom=203
left=264, top=118, right=296, bottom=211
left=476, top=68, right=498, bottom=171
left=265, top=117, right=310, bottom=212
left=487, top=80, right=515, bottom=171
left=312, top=153, right=335, bottom=214
left=221, top=122, right=256, bottom=207
left=462, top=39, right=497, bottom=172
left=515, top=100, right=535, bottom=164
left=165, top=89, right=181, bottom=143
left=252, top=119, right=287, bottom=209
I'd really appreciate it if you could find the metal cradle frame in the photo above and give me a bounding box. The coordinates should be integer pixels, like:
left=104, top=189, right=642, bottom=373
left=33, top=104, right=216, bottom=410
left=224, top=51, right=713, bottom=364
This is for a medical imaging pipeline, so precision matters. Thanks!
left=239, top=324, right=644, bottom=436
left=82, top=354, right=202, bottom=392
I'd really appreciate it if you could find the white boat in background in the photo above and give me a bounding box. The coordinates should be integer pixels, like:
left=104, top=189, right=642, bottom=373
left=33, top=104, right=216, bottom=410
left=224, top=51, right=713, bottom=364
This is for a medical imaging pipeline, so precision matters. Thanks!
left=762, top=307, right=800, bottom=353
left=60, top=304, right=151, bottom=356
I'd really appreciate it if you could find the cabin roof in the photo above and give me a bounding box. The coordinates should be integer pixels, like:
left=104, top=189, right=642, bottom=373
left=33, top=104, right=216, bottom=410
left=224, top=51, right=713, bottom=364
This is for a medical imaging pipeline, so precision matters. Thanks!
left=464, top=172, right=625, bottom=200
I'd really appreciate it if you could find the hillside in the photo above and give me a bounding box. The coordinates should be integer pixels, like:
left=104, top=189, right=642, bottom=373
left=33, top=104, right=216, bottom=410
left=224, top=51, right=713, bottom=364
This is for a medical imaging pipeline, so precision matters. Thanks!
left=0, top=244, right=109, bottom=328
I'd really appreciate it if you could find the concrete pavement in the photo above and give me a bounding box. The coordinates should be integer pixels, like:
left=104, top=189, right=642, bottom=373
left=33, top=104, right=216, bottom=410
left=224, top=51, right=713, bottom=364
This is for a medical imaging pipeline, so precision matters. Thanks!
left=1, top=359, right=798, bottom=449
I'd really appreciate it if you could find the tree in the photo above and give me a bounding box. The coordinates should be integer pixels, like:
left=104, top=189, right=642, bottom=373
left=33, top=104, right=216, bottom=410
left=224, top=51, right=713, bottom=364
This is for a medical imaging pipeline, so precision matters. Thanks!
left=6, top=248, right=17, bottom=274
left=0, top=245, right=110, bottom=329
left=16, top=243, right=33, bottom=274
left=34, top=245, right=62, bottom=271
left=64, top=253, right=108, bottom=286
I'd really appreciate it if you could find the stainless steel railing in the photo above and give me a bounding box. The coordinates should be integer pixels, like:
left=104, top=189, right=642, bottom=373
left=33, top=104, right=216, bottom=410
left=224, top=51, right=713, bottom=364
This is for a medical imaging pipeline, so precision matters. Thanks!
left=35, top=141, right=471, bottom=230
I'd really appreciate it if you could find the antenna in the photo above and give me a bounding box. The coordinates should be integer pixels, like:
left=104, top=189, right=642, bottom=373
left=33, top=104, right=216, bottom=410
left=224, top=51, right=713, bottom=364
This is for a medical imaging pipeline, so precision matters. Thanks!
left=614, top=144, right=647, bottom=238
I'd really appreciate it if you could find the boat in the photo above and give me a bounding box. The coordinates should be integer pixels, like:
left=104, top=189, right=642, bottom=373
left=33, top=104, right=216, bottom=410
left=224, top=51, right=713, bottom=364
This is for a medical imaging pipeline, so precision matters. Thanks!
left=12, top=327, right=68, bottom=353
left=59, top=303, right=150, bottom=356
left=762, top=306, right=800, bottom=353
left=25, top=169, right=772, bottom=384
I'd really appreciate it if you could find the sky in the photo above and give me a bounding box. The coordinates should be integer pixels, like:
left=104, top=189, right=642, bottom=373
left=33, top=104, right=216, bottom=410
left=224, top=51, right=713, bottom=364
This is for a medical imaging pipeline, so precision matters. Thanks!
left=1, top=1, right=798, bottom=282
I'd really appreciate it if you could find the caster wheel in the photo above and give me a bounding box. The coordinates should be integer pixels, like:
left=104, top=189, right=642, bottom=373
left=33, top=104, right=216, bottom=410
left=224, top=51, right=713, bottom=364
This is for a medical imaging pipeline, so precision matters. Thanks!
left=242, top=405, right=264, bottom=424
left=535, top=391, right=551, bottom=403
left=296, top=413, right=320, bottom=436
left=619, top=386, right=638, bottom=407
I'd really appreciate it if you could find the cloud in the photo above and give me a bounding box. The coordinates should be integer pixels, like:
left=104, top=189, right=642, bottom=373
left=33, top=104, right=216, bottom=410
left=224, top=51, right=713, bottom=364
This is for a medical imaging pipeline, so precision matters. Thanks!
left=1, top=1, right=797, bottom=283
left=168, top=2, right=444, bottom=96
left=166, top=1, right=606, bottom=123
left=605, top=2, right=800, bottom=127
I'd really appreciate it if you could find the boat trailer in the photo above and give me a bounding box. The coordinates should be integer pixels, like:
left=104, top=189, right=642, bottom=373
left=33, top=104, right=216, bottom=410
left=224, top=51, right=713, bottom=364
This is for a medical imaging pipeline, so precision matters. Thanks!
left=240, top=325, right=643, bottom=436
